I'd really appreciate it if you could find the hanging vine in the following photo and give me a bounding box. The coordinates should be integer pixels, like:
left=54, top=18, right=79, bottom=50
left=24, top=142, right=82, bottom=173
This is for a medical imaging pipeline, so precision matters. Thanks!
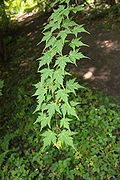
left=34, top=0, right=88, bottom=150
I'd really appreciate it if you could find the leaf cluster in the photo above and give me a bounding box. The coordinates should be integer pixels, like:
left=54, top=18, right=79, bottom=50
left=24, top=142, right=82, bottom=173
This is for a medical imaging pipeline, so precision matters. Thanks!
left=34, top=1, right=88, bottom=150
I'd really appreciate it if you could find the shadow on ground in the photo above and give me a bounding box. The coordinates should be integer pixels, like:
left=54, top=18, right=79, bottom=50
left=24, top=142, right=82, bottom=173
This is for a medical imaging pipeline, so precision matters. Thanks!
left=72, top=27, right=120, bottom=99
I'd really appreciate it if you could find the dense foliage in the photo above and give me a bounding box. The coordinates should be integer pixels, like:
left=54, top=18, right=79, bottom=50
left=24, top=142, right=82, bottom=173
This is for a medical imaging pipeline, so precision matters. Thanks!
left=0, top=85, right=119, bottom=179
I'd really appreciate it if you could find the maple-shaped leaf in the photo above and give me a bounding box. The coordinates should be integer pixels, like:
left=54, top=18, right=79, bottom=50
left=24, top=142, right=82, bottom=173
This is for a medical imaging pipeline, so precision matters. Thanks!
left=50, top=5, right=65, bottom=20
left=57, top=30, right=70, bottom=43
left=53, top=39, right=64, bottom=53
left=35, top=113, right=50, bottom=130
left=33, top=82, right=47, bottom=112
left=40, top=68, right=53, bottom=82
left=53, top=68, right=64, bottom=87
left=34, top=95, right=45, bottom=112
left=72, top=25, right=89, bottom=37
left=70, top=38, right=88, bottom=50
left=51, top=17, right=63, bottom=32
left=58, top=130, right=76, bottom=149
left=34, top=82, right=46, bottom=96
left=62, top=19, right=77, bottom=29
left=42, top=130, right=57, bottom=149
left=46, top=102, right=55, bottom=119
left=62, top=7, right=70, bottom=17
left=41, top=31, right=52, bottom=43
left=45, top=36, right=56, bottom=49
left=61, top=103, right=78, bottom=119
left=66, top=79, right=80, bottom=94
left=55, top=56, right=70, bottom=71
left=56, top=89, right=68, bottom=104
left=60, top=118, right=72, bottom=130
left=69, top=50, right=86, bottom=64
left=38, top=49, right=56, bottom=68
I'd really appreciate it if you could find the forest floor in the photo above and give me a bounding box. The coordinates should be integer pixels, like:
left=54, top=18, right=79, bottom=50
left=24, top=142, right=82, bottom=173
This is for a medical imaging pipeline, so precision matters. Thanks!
left=0, top=10, right=120, bottom=179
left=1, top=11, right=120, bottom=102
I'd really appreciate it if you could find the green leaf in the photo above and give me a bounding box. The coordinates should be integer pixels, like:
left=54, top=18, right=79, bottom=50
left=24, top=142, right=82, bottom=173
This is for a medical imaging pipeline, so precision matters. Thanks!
left=53, top=68, right=64, bottom=87
left=62, top=19, right=77, bottom=29
left=69, top=50, right=86, bottom=64
left=53, top=39, right=64, bottom=53
left=40, top=68, right=53, bottom=82
left=34, top=82, right=46, bottom=96
left=72, top=25, right=89, bottom=37
left=70, top=101, right=80, bottom=107
left=66, top=79, right=81, bottom=94
left=46, top=102, right=55, bottom=119
left=56, top=89, right=68, bottom=103
left=58, top=130, right=75, bottom=149
left=41, top=31, right=52, bottom=43
left=34, top=82, right=47, bottom=112
left=42, top=130, right=57, bottom=148
left=55, top=56, right=70, bottom=71
left=61, top=103, right=78, bottom=119
left=45, top=36, right=56, bottom=49
left=1, top=133, right=17, bottom=151
left=57, top=30, right=70, bottom=43
left=60, top=118, right=72, bottom=130
left=56, top=104, right=61, bottom=114
left=70, top=38, right=88, bottom=50
left=35, top=95, right=45, bottom=112
left=44, top=20, right=62, bottom=32
left=35, top=113, right=50, bottom=130
left=50, top=5, right=65, bottom=20
left=38, top=48, right=57, bottom=69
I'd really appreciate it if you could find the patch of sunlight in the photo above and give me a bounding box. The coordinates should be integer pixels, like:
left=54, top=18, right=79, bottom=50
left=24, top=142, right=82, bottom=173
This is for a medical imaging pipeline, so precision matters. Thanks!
left=83, top=67, right=96, bottom=80
left=96, top=40, right=120, bottom=53
left=16, top=11, right=37, bottom=22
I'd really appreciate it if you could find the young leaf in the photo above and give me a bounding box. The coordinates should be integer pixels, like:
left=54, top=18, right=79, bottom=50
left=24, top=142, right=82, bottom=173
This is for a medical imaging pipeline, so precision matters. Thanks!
left=46, top=102, right=55, bottom=119
left=69, top=50, right=86, bottom=64
left=61, top=103, right=78, bottom=119
left=42, top=130, right=57, bottom=149
left=35, top=113, right=50, bottom=130
left=72, top=25, right=89, bottom=37
left=62, top=19, right=77, bottom=29
left=57, top=30, right=70, bottom=43
left=55, top=56, right=70, bottom=71
left=50, top=5, right=65, bottom=20
left=53, top=39, right=64, bottom=53
left=58, top=130, right=76, bottom=149
left=70, top=38, right=88, bottom=50
left=60, top=118, right=72, bottom=130
left=38, top=49, right=56, bottom=68
left=56, top=89, right=68, bottom=104
left=41, top=31, right=52, bottom=43
left=40, top=68, right=53, bottom=82
left=53, top=68, right=64, bottom=87
left=66, top=79, right=80, bottom=94
left=45, top=36, right=56, bottom=49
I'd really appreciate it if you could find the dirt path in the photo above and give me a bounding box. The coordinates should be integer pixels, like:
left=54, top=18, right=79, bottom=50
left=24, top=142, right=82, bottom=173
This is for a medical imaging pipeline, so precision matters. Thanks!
left=72, top=26, right=120, bottom=99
